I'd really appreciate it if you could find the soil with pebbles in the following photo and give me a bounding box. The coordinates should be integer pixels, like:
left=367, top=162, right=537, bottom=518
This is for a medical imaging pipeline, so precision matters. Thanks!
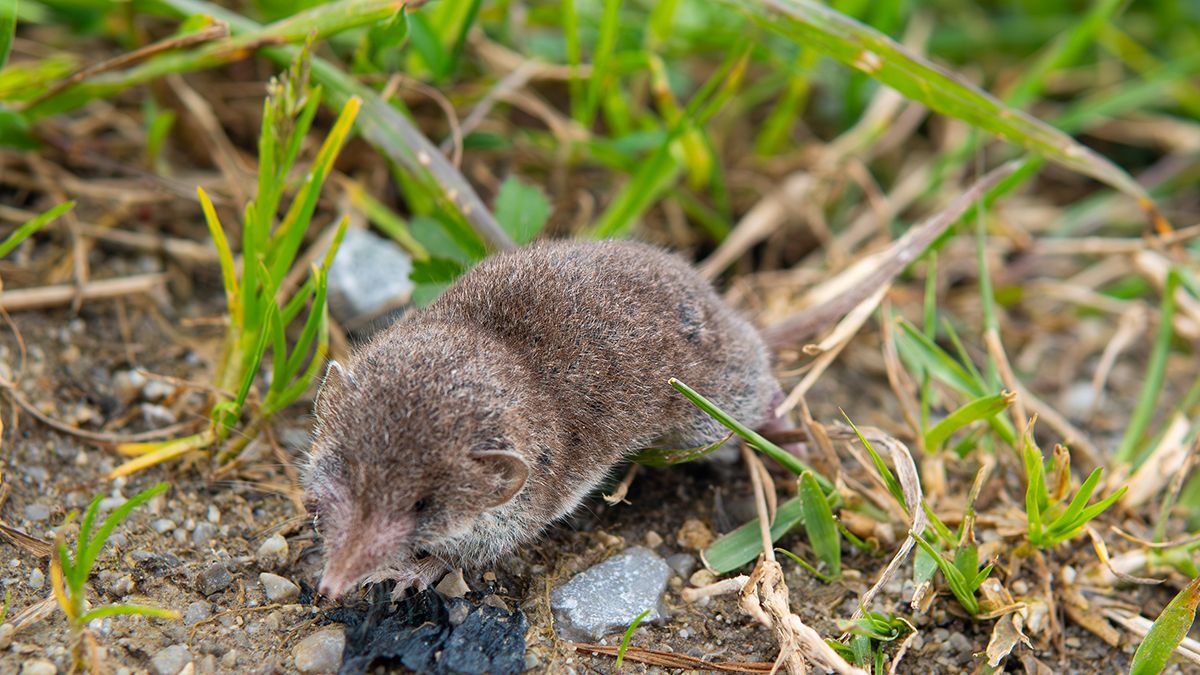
left=0, top=291, right=1157, bottom=675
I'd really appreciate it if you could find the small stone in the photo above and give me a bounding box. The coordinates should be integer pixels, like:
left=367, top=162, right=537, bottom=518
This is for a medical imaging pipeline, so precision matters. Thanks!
left=644, top=530, right=664, bottom=548
left=0, top=623, right=14, bottom=650
left=666, top=553, right=697, bottom=579
left=98, top=496, right=127, bottom=513
left=197, top=564, right=233, bottom=596
left=142, top=404, right=178, bottom=427
left=676, top=519, right=714, bottom=551
left=326, top=229, right=414, bottom=326
left=689, top=569, right=716, bottom=587
left=447, top=602, right=470, bottom=626
left=191, top=522, right=217, bottom=548
left=259, top=573, right=300, bottom=603
left=28, top=567, right=44, bottom=590
left=112, top=370, right=147, bottom=403
left=256, top=534, right=289, bottom=568
left=206, top=505, right=220, bottom=524
left=551, top=546, right=671, bottom=641
left=183, top=601, right=211, bottom=625
left=946, top=632, right=972, bottom=653
left=220, top=650, right=238, bottom=669
left=20, top=659, right=56, bottom=675
left=151, top=644, right=193, bottom=675
left=151, top=519, right=177, bottom=534
left=293, top=628, right=345, bottom=674
left=24, top=503, right=51, bottom=522
left=142, top=380, right=175, bottom=402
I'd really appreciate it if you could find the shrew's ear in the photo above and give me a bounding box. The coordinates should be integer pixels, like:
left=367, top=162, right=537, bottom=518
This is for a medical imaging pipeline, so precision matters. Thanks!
left=472, top=450, right=530, bottom=508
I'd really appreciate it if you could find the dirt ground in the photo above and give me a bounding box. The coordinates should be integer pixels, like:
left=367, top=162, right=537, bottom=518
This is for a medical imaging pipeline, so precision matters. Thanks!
left=0, top=289, right=1176, bottom=674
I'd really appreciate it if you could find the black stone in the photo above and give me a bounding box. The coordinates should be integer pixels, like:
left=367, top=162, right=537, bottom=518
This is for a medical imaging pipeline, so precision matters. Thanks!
left=328, top=588, right=527, bottom=675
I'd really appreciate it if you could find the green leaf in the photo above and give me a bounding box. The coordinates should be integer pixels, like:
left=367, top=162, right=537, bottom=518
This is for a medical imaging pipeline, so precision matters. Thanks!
left=842, top=413, right=905, bottom=511
left=631, top=432, right=732, bottom=468
left=615, top=608, right=651, bottom=670
left=411, top=257, right=466, bottom=285
left=0, top=107, right=35, bottom=149
left=798, top=471, right=841, bottom=578
left=911, top=530, right=979, bottom=616
left=1115, top=270, right=1180, bottom=465
left=78, top=483, right=169, bottom=584
left=494, top=176, right=551, bottom=246
left=79, top=603, right=180, bottom=624
left=705, top=496, right=805, bottom=574
left=924, top=391, right=1014, bottom=452
left=1130, top=574, right=1200, bottom=675
left=0, top=201, right=73, bottom=259
left=669, top=378, right=831, bottom=490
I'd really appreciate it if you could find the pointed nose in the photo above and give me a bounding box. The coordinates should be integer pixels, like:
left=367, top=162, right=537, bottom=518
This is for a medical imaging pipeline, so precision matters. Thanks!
left=318, top=575, right=348, bottom=601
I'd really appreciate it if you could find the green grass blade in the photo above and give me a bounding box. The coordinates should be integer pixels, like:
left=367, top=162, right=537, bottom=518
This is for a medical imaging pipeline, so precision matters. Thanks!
left=1046, top=467, right=1104, bottom=535
left=282, top=265, right=330, bottom=385
left=842, top=412, right=905, bottom=510
left=26, top=0, right=406, bottom=118
left=581, top=0, right=621, bottom=129
left=799, top=471, right=841, bottom=578
left=0, top=200, right=73, bottom=259
left=740, top=0, right=1152, bottom=205
left=1115, top=270, right=1180, bottom=465
left=79, top=483, right=168, bottom=583
left=911, top=530, right=979, bottom=615
left=669, top=378, right=831, bottom=491
left=895, top=320, right=981, bottom=398
left=1050, top=487, right=1127, bottom=543
left=343, top=179, right=429, bottom=260
left=704, top=496, right=805, bottom=574
left=615, top=608, right=651, bottom=670
left=631, top=432, right=733, bottom=468
left=267, top=95, right=360, bottom=287
left=0, top=0, right=15, bottom=72
left=72, top=496, right=101, bottom=592
left=1130, top=574, right=1200, bottom=675
left=1023, top=435, right=1045, bottom=544
left=79, top=603, right=180, bottom=624
left=776, top=547, right=836, bottom=583
left=924, top=391, right=1014, bottom=452
left=196, top=188, right=238, bottom=314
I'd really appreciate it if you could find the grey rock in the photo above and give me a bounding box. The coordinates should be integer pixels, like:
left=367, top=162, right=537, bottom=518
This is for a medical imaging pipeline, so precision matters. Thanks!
left=183, top=601, right=211, bottom=625
left=665, top=553, right=697, bottom=579
left=142, top=379, right=175, bottom=402
left=151, top=518, right=177, bottom=534
left=293, top=628, right=345, bottom=674
left=28, top=567, right=44, bottom=590
left=20, top=659, right=57, bottom=675
left=24, top=503, right=51, bottom=522
left=98, top=496, right=127, bottom=513
left=259, top=572, right=300, bottom=603
left=112, top=370, right=147, bottom=403
left=947, top=632, right=972, bottom=654
left=197, top=564, right=233, bottom=596
left=192, top=522, right=217, bottom=548
left=326, top=229, right=413, bottom=326
left=151, top=644, right=193, bottom=675
left=550, top=546, right=671, bottom=641
left=256, top=534, right=289, bottom=569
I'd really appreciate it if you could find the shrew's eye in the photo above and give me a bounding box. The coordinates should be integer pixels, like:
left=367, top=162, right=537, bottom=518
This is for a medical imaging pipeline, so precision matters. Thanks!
left=414, top=498, right=430, bottom=513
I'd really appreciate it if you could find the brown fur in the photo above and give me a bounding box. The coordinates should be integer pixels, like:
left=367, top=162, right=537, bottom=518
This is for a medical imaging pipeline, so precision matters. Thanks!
left=302, top=240, right=777, bottom=598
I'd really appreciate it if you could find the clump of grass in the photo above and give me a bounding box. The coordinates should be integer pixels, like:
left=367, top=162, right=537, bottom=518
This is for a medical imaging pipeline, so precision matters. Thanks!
left=828, top=610, right=913, bottom=674
left=110, top=50, right=359, bottom=477
left=1023, top=427, right=1127, bottom=548
left=50, top=482, right=178, bottom=671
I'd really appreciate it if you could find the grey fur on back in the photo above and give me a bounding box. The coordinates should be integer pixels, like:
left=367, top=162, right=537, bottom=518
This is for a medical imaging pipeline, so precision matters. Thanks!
left=424, top=239, right=775, bottom=474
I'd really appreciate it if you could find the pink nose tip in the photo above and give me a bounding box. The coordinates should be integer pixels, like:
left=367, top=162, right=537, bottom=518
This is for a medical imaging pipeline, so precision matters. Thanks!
left=318, top=578, right=344, bottom=600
